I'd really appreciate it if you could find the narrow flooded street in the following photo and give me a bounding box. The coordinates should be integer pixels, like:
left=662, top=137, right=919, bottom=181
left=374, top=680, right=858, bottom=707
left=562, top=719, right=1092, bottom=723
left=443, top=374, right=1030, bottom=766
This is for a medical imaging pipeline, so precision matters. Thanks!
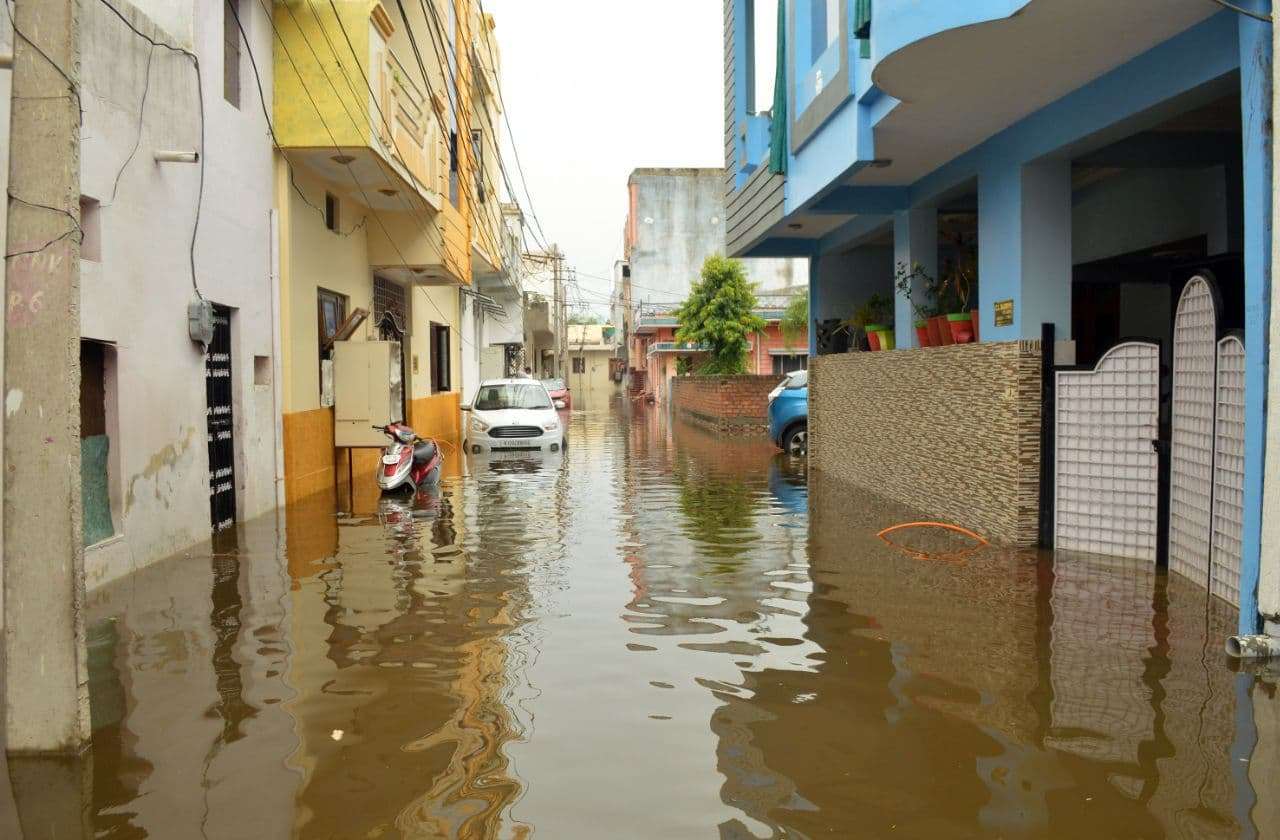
left=10, top=405, right=1277, bottom=838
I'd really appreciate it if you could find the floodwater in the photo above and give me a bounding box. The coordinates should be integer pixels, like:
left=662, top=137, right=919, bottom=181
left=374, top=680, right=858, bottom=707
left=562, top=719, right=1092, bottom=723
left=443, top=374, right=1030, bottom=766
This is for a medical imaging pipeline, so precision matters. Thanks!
left=5, top=405, right=1280, bottom=838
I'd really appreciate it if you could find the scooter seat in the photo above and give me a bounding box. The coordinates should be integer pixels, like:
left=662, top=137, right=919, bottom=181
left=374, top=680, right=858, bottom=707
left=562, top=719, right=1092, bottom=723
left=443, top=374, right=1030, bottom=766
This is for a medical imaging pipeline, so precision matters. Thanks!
left=413, top=440, right=438, bottom=462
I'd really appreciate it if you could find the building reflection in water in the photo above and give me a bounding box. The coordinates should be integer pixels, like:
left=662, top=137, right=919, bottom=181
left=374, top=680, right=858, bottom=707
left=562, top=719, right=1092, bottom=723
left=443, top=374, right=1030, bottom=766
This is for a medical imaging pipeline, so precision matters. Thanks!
left=11, top=407, right=1273, bottom=838
left=702, top=466, right=1269, bottom=838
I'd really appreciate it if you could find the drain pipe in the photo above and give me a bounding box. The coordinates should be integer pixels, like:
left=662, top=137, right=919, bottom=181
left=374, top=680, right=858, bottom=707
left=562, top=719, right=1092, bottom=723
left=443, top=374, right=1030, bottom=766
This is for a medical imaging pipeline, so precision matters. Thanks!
left=1226, top=620, right=1280, bottom=659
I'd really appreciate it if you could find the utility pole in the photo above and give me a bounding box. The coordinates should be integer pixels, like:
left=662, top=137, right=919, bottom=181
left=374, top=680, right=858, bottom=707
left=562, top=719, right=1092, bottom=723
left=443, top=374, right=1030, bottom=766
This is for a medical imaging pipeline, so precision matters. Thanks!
left=553, top=245, right=565, bottom=377
left=4, top=0, right=90, bottom=753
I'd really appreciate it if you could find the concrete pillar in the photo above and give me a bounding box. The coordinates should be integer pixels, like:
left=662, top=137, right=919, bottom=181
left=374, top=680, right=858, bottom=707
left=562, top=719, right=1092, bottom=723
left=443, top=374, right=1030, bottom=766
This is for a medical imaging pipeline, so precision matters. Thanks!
left=978, top=159, right=1072, bottom=342
left=1262, top=0, right=1280, bottom=627
left=808, top=254, right=821, bottom=357
left=893, top=208, right=938, bottom=349
left=3, top=0, right=90, bottom=752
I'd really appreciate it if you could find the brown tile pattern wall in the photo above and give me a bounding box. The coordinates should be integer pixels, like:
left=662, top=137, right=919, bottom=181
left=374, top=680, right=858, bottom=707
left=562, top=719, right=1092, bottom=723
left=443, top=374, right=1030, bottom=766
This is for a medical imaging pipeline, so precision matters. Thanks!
left=671, top=375, right=784, bottom=435
left=810, top=342, right=1044, bottom=546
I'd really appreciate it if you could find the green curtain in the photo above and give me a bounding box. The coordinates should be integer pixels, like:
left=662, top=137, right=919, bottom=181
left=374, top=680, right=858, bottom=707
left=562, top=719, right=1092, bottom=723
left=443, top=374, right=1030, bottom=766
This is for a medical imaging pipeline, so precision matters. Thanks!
left=854, top=0, right=872, bottom=59
left=767, top=0, right=788, bottom=174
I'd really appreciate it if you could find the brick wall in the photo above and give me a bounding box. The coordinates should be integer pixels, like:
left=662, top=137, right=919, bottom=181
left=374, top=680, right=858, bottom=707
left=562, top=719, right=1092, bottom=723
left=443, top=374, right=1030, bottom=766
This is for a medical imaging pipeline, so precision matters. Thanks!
left=671, top=374, right=783, bottom=435
left=810, top=341, right=1043, bottom=546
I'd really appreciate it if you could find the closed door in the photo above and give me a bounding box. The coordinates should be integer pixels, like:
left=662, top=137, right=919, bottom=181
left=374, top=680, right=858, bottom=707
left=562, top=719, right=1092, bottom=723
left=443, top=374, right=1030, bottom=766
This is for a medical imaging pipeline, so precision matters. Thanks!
left=206, top=305, right=237, bottom=533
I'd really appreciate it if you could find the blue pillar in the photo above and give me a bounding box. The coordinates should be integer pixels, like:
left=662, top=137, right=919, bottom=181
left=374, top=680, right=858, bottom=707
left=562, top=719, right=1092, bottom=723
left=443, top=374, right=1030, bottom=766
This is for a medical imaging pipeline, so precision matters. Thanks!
left=978, top=159, right=1072, bottom=342
left=893, top=208, right=938, bottom=349
left=1237, top=0, right=1271, bottom=635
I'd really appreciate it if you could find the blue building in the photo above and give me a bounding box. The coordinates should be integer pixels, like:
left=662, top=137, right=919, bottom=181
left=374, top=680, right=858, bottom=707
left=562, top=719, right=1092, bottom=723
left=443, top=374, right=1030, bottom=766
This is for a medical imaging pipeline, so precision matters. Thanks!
left=724, top=1, right=1273, bottom=637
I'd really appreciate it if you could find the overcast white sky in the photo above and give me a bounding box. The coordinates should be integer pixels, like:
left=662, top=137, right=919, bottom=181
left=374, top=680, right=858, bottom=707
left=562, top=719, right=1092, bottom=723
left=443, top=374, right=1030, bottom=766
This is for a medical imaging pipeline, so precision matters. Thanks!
left=486, top=0, right=724, bottom=317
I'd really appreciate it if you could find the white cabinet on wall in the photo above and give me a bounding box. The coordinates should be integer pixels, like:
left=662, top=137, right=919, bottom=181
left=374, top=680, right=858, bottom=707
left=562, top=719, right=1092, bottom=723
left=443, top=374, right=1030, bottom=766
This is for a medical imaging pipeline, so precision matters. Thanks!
left=334, top=340, right=404, bottom=447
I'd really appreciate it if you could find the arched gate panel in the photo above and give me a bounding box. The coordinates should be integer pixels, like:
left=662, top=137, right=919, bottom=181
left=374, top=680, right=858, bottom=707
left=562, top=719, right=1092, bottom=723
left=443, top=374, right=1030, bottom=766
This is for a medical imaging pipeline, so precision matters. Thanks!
left=1168, top=276, right=1220, bottom=588
left=1210, top=335, right=1245, bottom=605
left=1055, top=342, right=1161, bottom=561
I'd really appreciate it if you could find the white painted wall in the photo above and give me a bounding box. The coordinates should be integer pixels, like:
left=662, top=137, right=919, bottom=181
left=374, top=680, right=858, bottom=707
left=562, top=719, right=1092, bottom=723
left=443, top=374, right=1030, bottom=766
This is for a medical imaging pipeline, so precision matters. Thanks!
left=79, top=0, right=278, bottom=588
left=628, top=169, right=807, bottom=306
left=459, top=291, right=481, bottom=404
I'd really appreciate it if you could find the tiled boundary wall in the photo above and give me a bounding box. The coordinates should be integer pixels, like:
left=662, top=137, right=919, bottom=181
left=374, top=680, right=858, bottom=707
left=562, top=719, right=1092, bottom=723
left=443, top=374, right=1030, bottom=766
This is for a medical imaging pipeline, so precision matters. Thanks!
left=671, top=374, right=783, bottom=435
left=810, top=342, right=1043, bottom=546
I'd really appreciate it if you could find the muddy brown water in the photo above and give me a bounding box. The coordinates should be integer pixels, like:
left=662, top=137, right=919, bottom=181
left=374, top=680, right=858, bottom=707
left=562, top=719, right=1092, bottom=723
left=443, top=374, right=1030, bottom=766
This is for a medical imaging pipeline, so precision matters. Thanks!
left=5, top=407, right=1279, bottom=838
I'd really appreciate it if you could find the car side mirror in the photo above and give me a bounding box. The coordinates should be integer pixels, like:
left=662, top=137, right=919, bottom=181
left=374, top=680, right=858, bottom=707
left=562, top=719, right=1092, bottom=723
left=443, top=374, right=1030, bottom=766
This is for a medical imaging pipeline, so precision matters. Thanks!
left=460, top=405, right=472, bottom=411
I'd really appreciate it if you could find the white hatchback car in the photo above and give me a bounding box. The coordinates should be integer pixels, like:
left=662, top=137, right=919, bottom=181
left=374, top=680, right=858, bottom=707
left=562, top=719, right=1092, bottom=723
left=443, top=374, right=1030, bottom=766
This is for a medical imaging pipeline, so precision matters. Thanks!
left=464, top=378, right=566, bottom=454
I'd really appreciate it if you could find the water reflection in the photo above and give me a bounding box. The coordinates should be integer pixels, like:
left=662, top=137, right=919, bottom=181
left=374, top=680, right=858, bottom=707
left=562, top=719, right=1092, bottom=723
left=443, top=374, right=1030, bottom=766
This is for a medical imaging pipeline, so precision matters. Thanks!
left=1, top=405, right=1273, bottom=838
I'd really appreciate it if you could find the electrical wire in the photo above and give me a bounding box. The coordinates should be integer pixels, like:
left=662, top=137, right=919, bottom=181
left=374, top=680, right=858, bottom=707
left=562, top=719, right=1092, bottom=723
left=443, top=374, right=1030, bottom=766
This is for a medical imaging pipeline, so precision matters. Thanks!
left=475, top=0, right=553, bottom=250
left=92, top=0, right=206, bottom=298
left=405, top=0, right=528, bottom=260
left=267, top=0, right=434, bottom=240
left=416, top=0, right=551, bottom=254
left=239, top=0, right=488, bottom=354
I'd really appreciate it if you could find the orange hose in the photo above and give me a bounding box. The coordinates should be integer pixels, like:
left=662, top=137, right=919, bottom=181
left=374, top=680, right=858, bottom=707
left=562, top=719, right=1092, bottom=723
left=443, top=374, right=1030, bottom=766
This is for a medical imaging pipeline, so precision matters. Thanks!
left=876, top=522, right=988, bottom=545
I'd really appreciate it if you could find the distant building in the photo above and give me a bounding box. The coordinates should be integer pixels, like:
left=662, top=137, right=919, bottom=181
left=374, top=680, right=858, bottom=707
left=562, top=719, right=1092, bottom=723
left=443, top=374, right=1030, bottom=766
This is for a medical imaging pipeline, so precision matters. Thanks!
left=630, top=294, right=806, bottom=405
left=565, top=324, right=621, bottom=408
left=613, top=168, right=808, bottom=399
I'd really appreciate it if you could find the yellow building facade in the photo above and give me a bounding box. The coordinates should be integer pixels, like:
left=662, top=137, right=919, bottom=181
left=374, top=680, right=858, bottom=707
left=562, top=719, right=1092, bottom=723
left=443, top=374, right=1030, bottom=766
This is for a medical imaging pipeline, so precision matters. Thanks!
left=272, top=0, right=504, bottom=504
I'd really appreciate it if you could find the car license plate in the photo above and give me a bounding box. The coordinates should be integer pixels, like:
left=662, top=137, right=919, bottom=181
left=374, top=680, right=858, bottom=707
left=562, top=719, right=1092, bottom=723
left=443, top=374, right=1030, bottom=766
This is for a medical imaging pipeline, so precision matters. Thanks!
left=490, top=441, right=528, bottom=449
left=493, top=450, right=532, bottom=461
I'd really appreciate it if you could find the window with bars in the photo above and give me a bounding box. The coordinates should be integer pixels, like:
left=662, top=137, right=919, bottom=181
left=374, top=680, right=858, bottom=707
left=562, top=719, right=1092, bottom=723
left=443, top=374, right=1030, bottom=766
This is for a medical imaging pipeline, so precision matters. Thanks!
left=373, top=277, right=407, bottom=334
left=572, top=357, right=586, bottom=374
left=771, top=354, right=808, bottom=375
left=430, top=323, right=451, bottom=393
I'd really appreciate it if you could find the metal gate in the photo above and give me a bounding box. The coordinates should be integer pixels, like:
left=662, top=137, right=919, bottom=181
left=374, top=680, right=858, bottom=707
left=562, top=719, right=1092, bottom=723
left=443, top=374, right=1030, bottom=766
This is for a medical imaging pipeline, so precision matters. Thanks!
left=1210, top=335, right=1246, bottom=604
left=206, top=304, right=237, bottom=533
left=1054, top=342, right=1161, bottom=561
left=1168, top=276, right=1219, bottom=588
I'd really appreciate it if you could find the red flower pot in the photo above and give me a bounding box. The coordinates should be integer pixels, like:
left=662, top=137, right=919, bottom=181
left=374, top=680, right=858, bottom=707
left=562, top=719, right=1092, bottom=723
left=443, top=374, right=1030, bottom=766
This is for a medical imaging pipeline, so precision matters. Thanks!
left=932, top=315, right=954, bottom=346
left=925, top=316, right=944, bottom=347
left=947, top=313, right=973, bottom=344
left=866, top=330, right=881, bottom=352
left=970, top=309, right=980, bottom=343
left=914, top=322, right=930, bottom=348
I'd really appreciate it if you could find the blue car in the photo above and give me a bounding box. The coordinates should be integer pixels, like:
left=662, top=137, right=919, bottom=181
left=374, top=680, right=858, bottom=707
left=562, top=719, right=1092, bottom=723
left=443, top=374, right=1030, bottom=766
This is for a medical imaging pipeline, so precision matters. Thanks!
left=767, top=370, right=808, bottom=456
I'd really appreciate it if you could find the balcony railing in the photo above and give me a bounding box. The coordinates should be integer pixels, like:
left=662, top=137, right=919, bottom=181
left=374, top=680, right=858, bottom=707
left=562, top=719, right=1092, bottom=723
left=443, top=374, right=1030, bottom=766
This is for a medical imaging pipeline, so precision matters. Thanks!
left=647, top=341, right=709, bottom=355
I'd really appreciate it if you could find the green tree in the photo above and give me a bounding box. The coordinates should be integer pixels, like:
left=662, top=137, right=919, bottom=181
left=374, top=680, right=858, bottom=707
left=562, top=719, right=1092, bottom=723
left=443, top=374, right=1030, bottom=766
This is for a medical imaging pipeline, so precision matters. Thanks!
left=780, top=290, right=808, bottom=348
left=675, top=256, right=766, bottom=374
left=567, top=311, right=602, bottom=325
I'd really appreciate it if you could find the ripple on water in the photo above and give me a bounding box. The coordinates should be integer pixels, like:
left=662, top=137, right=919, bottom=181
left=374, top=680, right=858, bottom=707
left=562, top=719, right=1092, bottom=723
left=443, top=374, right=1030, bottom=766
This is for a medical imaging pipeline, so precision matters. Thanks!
left=67, top=406, right=1275, bottom=840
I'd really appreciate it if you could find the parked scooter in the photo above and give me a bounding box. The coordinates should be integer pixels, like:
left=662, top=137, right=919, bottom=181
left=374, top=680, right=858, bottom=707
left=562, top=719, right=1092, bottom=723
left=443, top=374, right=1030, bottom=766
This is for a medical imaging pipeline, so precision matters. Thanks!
left=373, top=423, right=443, bottom=493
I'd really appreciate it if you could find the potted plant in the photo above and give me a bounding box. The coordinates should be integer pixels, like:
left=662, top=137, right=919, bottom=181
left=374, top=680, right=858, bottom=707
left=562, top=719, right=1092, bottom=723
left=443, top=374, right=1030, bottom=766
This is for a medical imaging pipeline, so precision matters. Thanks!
left=894, top=261, right=936, bottom=348
left=839, top=293, right=894, bottom=351
left=940, top=233, right=978, bottom=344
left=862, top=293, right=895, bottom=351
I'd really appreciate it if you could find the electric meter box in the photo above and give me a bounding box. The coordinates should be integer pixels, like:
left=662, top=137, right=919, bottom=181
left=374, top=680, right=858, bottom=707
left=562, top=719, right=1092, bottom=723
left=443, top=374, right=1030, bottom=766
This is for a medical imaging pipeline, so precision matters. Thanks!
left=188, top=297, right=214, bottom=346
left=333, top=340, right=405, bottom=448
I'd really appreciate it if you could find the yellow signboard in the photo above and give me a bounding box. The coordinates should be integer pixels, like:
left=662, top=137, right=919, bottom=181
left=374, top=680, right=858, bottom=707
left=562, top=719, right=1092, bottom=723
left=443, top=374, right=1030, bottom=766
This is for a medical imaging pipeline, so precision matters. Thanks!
left=994, top=299, right=1014, bottom=327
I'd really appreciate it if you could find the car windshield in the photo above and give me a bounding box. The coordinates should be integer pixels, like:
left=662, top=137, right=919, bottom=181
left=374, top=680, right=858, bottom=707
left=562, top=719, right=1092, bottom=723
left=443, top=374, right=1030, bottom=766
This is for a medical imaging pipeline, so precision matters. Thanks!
left=786, top=370, right=809, bottom=389
left=474, top=383, right=552, bottom=411
left=541, top=378, right=566, bottom=391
